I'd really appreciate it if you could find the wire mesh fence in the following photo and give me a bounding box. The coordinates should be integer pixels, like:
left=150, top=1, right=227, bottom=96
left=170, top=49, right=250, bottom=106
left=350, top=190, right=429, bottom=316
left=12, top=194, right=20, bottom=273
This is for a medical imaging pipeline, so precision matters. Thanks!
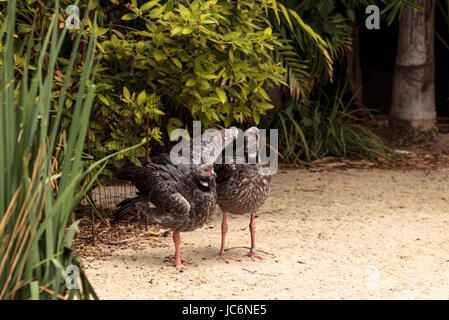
left=80, top=94, right=163, bottom=244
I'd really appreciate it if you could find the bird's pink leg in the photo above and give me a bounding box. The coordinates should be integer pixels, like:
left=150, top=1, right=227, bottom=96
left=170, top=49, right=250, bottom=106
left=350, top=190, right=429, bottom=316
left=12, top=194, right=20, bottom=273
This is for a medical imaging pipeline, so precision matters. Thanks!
left=244, top=212, right=264, bottom=260
left=206, top=212, right=240, bottom=262
left=168, top=231, right=197, bottom=269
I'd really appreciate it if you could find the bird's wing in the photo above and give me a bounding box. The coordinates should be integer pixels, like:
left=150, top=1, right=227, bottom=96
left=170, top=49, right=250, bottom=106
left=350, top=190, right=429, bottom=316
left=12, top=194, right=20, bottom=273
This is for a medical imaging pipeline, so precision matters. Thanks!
left=117, top=167, right=156, bottom=197
left=146, top=163, right=194, bottom=217
left=214, top=154, right=248, bottom=183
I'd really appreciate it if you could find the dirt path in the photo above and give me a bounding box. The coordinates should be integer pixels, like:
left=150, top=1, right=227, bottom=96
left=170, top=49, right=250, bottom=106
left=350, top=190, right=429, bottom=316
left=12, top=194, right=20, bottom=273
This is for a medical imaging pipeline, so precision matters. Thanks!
left=83, top=168, right=449, bottom=299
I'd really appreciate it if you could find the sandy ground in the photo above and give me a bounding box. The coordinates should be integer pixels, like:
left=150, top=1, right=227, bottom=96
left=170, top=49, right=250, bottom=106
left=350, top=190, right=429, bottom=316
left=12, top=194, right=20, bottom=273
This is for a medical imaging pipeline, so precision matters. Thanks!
left=83, top=168, right=449, bottom=299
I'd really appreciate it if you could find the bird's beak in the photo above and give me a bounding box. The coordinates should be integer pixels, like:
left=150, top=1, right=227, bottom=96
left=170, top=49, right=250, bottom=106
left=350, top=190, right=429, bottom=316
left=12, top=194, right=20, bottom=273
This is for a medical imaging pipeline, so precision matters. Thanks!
left=210, top=170, right=217, bottom=178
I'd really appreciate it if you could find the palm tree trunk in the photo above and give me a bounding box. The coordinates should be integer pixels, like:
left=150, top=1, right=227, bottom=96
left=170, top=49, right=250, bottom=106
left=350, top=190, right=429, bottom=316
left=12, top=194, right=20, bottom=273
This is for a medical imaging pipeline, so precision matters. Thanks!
left=347, top=22, right=363, bottom=109
left=390, top=0, right=436, bottom=146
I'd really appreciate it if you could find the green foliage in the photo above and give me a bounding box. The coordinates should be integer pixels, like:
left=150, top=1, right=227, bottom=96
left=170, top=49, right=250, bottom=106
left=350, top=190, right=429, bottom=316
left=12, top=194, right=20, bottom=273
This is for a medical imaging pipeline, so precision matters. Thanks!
left=0, top=0, right=102, bottom=299
left=271, top=0, right=423, bottom=99
left=106, top=0, right=285, bottom=128
left=8, top=0, right=286, bottom=175
left=5, top=0, right=414, bottom=177
left=273, top=81, right=391, bottom=163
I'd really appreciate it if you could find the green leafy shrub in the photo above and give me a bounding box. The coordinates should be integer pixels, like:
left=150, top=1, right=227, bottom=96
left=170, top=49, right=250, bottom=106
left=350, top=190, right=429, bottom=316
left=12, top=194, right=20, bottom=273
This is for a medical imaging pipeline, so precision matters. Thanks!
left=7, top=0, right=287, bottom=177
left=102, top=0, right=285, bottom=127
left=5, top=0, right=401, bottom=174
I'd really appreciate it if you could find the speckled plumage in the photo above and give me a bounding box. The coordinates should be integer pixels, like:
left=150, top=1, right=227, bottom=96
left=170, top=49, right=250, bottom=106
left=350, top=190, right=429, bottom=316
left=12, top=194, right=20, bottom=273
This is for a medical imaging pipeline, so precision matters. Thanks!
left=170, top=126, right=239, bottom=166
left=115, top=127, right=238, bottom=233
left=116, top=163, right=216, bottom=232
left=215, top=161, right=271, bottom=215
left=215, top=127, right=272, bottom=215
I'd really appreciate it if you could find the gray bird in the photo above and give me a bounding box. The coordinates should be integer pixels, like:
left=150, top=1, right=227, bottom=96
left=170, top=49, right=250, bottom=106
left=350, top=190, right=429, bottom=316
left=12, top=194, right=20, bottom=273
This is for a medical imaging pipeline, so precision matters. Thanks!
left=208, top=127, right=272, bottom=261
left=115, top=127, right=238, bottom=269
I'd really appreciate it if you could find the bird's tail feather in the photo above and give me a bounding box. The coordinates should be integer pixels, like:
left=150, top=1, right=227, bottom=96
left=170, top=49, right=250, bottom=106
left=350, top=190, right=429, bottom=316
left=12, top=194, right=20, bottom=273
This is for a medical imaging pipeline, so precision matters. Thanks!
left=115, top=194, right=187, bottom=230
left=114, top=194, right=146, bottom=220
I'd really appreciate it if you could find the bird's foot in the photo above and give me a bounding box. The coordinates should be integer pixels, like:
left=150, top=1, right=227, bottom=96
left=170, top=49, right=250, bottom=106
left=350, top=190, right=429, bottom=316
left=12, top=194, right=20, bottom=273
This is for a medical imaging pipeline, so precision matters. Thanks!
left=244, top=249, right=264, bottom=260
left=168, top=255, right=197, bottom=268
left=205, top=252, right=241, bottom=263
left=174, top=262, right=190, bottom=270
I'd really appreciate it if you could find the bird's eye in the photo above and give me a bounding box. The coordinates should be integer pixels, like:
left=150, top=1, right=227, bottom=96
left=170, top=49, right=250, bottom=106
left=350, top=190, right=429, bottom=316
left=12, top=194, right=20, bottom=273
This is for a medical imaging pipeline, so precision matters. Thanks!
left=204, top=169, right=211, bottom=173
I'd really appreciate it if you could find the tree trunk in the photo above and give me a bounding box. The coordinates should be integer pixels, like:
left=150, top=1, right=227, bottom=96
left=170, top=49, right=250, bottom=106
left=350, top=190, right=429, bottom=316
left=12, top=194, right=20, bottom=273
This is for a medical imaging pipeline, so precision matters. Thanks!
left=390, top=0, right=436, bottom=146
left=347, top=6, right=363, bottom=109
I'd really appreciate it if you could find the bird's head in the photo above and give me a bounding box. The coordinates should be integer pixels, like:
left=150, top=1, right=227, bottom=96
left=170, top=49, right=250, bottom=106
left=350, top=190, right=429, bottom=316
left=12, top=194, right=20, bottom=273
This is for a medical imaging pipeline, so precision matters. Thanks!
left=194, top=164, right=217, bottom=187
